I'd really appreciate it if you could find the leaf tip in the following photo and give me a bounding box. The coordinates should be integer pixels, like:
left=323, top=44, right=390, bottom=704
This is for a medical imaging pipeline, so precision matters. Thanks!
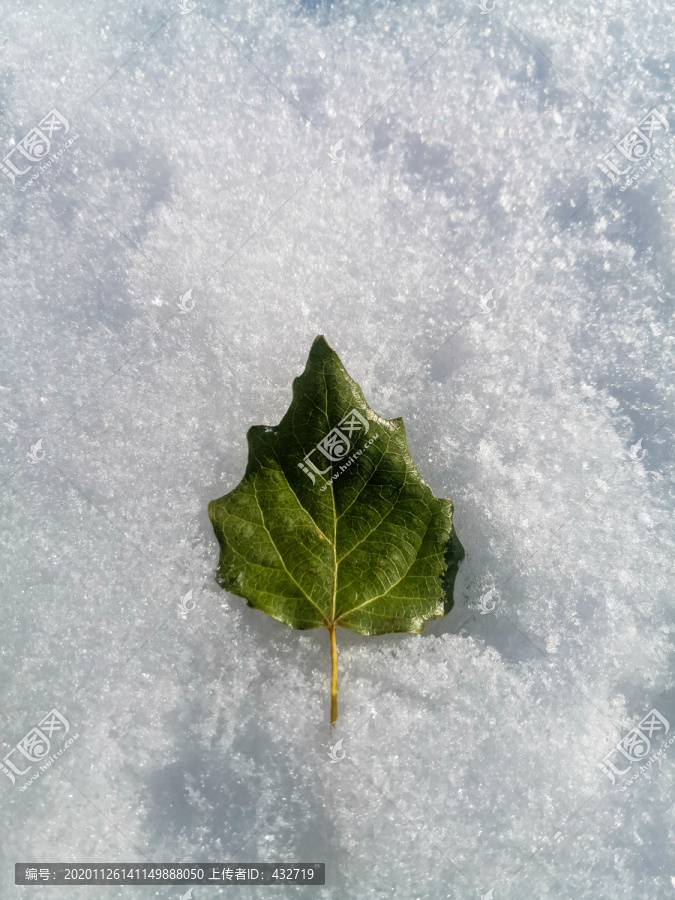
left=308, top=334, right=338, bottom=361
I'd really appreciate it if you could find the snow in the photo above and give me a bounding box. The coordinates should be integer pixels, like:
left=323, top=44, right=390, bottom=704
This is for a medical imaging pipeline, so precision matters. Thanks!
left=1, top=0, right=674, bottom=898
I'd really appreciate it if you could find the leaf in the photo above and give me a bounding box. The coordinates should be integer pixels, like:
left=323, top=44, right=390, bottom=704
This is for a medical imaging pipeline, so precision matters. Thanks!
left=208, top=335, right=464, bottom=723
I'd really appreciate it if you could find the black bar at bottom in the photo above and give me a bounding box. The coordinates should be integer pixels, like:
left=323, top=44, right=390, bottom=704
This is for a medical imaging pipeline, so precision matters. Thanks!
left=15, top=863, right=325, bottom=885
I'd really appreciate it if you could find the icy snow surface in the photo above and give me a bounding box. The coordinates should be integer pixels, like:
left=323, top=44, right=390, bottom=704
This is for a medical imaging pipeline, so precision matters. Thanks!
left=1, top=0, right=674, bottom=898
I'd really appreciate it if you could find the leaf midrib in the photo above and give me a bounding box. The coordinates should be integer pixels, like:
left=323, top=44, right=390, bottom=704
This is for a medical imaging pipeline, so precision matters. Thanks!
left=251, top=477, right=329, bottom=625
left=322, top=363, right=339, bottom=626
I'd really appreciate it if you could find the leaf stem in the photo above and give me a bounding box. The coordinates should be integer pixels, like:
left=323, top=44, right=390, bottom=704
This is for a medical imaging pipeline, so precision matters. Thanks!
left=329, top=625, right=338, bottom=725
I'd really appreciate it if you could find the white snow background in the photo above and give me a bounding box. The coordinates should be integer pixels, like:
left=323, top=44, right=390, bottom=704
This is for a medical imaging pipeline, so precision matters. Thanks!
left=1, top=0, right=674, bottom=898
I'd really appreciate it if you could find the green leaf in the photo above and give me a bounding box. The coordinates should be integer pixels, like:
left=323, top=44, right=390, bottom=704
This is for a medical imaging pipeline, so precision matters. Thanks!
left=208, top=335, right=464, bottom=723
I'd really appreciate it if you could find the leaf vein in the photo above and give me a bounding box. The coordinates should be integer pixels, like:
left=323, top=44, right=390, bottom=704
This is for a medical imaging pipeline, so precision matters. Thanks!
left=250, top=478, right=329, bottom=624
left=335, top=518, right=435, bottom=622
